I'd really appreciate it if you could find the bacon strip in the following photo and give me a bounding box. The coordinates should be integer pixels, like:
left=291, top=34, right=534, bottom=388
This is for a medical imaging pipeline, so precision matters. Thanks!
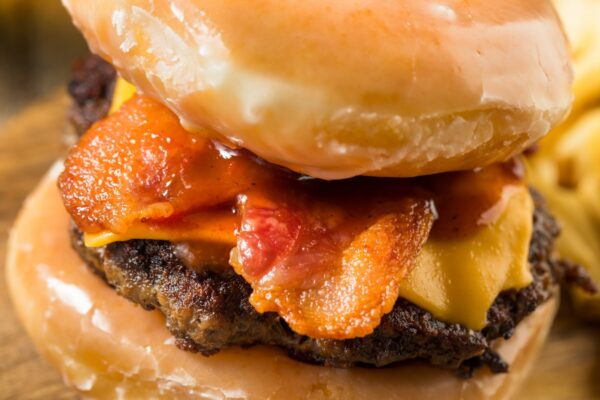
left=233, top=197, right=434, bottom=339
left=59, top=95, right=267, bottom=234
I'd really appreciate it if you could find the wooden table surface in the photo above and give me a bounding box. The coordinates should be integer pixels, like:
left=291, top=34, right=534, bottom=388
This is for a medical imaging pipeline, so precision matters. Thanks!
left=0, top=94, right=599, bottom=399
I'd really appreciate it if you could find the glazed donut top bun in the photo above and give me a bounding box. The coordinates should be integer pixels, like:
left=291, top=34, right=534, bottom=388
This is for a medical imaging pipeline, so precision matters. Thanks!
left=62, top=0, right=572, bottom=179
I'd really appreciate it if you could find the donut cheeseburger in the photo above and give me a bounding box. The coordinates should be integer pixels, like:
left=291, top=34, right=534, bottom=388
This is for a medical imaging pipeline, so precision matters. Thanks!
left=7, top=1, right=596, bottom=399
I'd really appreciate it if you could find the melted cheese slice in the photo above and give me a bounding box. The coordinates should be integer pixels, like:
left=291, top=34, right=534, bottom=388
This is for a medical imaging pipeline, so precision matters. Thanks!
left=84, top=80, right=534, bottom=331
left=398, top=189, right=533, bottom=330
left=85, top=212, right=237, bottom=247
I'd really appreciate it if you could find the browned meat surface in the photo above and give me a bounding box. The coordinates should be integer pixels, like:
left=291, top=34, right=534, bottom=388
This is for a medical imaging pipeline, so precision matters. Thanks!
left=68, top=55, right=115, bottom=136
left=71, top=191, right=585, bottom=374
left=67, top=55, right=595, bottom=375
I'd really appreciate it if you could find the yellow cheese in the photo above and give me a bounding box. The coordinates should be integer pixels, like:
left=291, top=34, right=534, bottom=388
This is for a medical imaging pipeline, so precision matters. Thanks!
left=109, top=78, right=137, bottom=113
left=84, top=211, right=237, bottom=247
left=398, top=188, right=533, bottom=330
left=84, top=222, right=235, bottom=248
left=87, top=79, right=534, bottom=331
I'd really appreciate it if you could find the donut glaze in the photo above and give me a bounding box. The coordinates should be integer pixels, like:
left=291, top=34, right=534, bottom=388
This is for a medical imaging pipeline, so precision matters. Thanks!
left=62, top=0, right=572, bottom=179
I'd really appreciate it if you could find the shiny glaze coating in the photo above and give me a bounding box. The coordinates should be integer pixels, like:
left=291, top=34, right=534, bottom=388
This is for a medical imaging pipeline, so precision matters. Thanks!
left=62, top=0, right=572, bottom=179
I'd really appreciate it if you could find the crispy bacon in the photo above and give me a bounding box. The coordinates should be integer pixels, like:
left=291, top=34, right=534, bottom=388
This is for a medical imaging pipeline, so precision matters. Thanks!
left=233, top=197, right=434, bottom=339
left=59, top=95, right=523, bottom=339
left=59, top=95, right=268, bottom=234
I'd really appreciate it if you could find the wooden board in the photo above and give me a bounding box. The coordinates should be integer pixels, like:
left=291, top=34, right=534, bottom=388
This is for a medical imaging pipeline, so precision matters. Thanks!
left=0, top=95, right=598, bottom=399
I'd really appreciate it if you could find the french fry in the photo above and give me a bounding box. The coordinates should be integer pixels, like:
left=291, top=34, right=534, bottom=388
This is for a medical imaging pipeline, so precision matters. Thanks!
left=529, top=0, right=600, bottom=320
left=555, top=0, right=600, bottom=111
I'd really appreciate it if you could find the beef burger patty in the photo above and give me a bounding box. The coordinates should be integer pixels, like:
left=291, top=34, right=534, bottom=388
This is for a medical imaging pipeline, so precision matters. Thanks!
left=67, top=55, right=594, bottom=375
left=71, top=190, right=583, bottom=374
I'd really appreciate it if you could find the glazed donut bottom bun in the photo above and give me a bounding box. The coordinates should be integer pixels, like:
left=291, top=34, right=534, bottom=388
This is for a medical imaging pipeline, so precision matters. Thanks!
left=6, top=165, right=558, bottom=400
